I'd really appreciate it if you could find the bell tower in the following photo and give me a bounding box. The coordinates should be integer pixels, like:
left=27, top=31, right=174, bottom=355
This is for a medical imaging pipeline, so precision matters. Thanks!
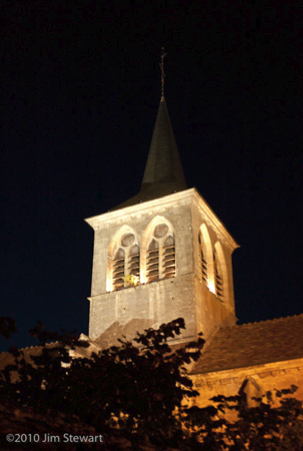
left=85, top=65, right=239, bottom=348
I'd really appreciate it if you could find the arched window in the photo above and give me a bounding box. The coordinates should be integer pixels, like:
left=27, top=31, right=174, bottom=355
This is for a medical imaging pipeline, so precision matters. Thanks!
left=214, top=247, right=224, bottom=302
left=143, top=219, right=175, bottom=284
left=109, top=230, right=140, bottom=292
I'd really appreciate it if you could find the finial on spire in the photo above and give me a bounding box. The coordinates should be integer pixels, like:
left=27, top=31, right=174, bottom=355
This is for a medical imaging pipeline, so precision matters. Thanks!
left=159, top=47, right=167, bottom=101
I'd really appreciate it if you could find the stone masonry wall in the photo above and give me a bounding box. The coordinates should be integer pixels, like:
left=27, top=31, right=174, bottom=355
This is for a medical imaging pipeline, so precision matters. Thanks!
left=88, top=192, right=195, bottom=345
left=89, top=274, right=195, bottom=346
left=87, top=189, right=238, bottom=347
left=191, top=358, right=303, bottom=409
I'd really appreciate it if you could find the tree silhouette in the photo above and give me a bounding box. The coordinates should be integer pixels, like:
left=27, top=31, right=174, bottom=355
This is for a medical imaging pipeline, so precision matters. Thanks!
left=1, top=318, right=303, bottom=450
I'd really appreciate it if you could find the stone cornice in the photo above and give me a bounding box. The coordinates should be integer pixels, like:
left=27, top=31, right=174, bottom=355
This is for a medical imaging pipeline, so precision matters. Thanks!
left=85, top=188, right=239, bottom=253
left=88, top=272, right=194, bottom=301
left=84, top=189, right=195, bottom=230
left=191, top=357, right=303, bottom=387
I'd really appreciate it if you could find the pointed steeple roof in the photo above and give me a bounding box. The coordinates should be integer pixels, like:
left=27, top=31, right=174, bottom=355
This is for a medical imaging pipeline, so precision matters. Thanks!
left=142, top=97, right=187, bottom=191
left=112, top=97, right=187, bottom=210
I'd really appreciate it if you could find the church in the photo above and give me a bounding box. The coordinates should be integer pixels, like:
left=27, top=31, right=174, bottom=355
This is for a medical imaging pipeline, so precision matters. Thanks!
left=82, top=86, right=303, bottom=406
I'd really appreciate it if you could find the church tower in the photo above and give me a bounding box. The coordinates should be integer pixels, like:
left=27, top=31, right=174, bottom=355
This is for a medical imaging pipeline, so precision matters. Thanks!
left=85, top=71, right=239, bottom=348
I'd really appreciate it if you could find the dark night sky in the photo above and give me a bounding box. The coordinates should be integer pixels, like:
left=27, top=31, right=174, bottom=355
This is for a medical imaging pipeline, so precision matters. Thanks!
left=1, top=2, right=302, bottom=351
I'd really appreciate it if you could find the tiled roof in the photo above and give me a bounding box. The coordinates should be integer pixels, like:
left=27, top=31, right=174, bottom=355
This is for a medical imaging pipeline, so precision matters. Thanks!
left=191, top=314, right=303, bottom=375
left=2, top=315, right=302, bottom=379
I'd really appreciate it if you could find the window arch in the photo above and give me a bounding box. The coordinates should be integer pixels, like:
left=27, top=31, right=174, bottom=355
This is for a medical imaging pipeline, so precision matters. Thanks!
left=108, top=227, right=140, bottom=292
left=142, top=217, right=175, bottom=284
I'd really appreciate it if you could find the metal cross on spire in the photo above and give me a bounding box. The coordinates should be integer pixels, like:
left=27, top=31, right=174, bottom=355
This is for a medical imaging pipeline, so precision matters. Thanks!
left=160, top=47, right=167, bottom=100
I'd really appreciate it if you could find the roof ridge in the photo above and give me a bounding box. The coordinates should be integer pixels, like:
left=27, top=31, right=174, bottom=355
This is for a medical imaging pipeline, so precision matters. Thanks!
left=0, top=341, right=62, bottom=355
left=234, top=313, right=303, bottom=329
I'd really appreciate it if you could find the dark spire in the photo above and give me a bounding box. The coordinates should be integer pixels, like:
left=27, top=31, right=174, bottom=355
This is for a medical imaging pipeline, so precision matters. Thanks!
left=141, top=97, right=187, bottom=192
left=111, top=52, right=187, bottom=210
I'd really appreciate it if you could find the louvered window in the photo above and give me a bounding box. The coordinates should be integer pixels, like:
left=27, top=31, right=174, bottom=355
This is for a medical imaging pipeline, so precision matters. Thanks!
left=214, top=250, right=223, bottom=302
left=112, top=248, right=125, bottom=291
left=111, top=232, right=140, bottom=291
left=146, top=239, right=159, bottom=283
left=129, top=244, right=140, bottom=278
left=199, top=234, right=208, bottom=285
left=145, top=222, right=175, bottom=283
left=201, top=250, right=208, bottom=283
left=162, top=236, right=175, bottom=279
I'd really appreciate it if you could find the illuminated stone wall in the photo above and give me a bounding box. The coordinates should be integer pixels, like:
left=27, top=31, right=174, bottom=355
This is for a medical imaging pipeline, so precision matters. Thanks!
left=190, top=358, right=303, bottom=408
left=85, top=188, right=238, bottom=346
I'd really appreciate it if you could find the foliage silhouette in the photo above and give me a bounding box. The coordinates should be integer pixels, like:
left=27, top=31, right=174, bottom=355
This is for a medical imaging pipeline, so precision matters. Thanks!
left=1, top=318, right=303, bottom=450
left=0, top=316, right=17, bottom=339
